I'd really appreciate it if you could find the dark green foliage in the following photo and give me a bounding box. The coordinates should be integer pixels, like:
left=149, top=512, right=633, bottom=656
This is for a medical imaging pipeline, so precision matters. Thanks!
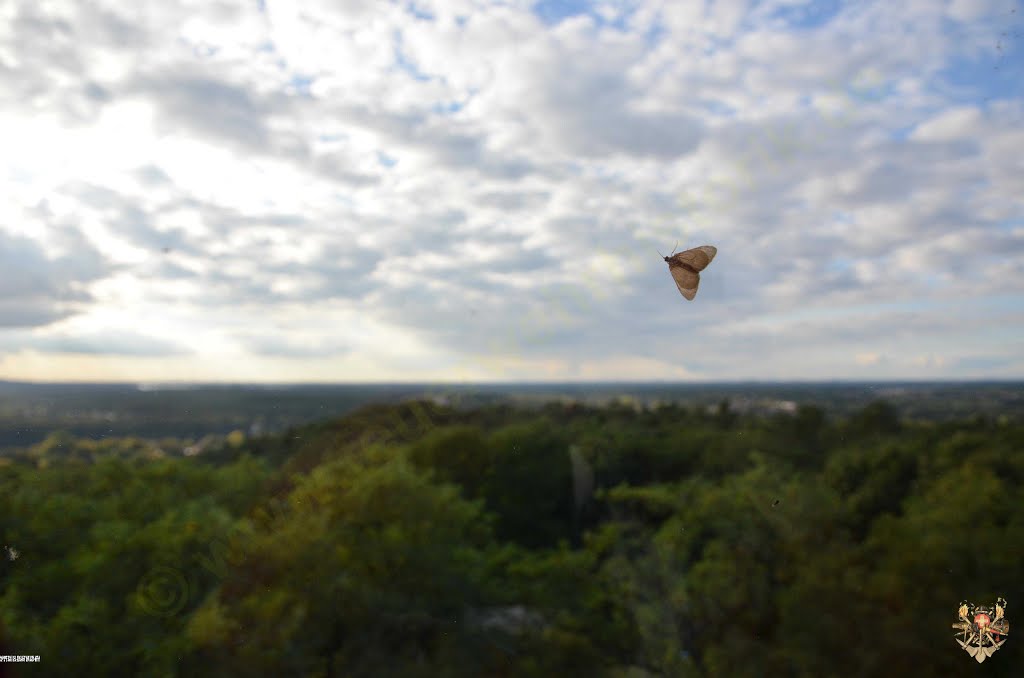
left=408, top=425, right=491, bottom=499
left=846, top=399, right=903, bottom=437
left=2, top=397, right=1023, bottom=676
left=823, top=440, right=921, bottom=537
left=483, top=421, right=575, bottom=549
left=0, top=448, right=270, bottom=677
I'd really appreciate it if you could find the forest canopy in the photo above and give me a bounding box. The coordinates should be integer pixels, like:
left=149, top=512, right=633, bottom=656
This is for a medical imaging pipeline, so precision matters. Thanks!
left=1, top=398, right=1022, bottom=677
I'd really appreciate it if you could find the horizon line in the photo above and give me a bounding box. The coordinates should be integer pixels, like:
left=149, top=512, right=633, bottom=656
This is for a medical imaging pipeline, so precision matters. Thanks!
left=2, top=378, right=1022, bottom=387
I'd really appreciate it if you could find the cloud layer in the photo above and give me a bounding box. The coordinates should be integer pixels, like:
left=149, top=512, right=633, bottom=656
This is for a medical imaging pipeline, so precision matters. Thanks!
left=1, top=0, right=1022, bottom=381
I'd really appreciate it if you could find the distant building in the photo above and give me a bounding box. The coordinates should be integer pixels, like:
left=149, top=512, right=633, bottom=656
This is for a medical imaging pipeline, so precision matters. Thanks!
left=465, top=606, right=546, bottom=634
left=772, top=400, right=798, bottom=414
left=184, top=435, right=220, bottom=457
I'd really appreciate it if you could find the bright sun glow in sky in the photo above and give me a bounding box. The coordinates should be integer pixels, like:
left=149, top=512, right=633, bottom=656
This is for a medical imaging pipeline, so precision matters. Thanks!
left=1, top=0, right=1022, bottom=382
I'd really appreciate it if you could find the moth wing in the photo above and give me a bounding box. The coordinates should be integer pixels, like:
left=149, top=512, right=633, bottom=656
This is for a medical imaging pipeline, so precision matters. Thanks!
left=670, top=264, right=700, bottom=300
left=697, top=245, right=717, bottom=263
left=671, top=245, right=717, bottom=272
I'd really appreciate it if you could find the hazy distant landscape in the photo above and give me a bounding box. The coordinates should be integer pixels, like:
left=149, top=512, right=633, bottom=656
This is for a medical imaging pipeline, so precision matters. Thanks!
left=2, top=380, right=1022, bottom=453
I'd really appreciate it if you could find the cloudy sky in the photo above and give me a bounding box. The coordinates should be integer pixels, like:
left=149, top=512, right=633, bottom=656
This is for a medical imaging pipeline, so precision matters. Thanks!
left=1, top=0, right=1022, bottom=383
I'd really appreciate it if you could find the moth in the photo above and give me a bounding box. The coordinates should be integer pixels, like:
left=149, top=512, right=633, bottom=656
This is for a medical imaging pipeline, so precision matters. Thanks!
left=662, top=244, right=717, bottom=301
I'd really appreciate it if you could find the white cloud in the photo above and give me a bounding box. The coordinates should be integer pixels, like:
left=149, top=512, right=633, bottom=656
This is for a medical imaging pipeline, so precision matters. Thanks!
left=855, top=352, right=885, bottom=366
left=910, top=106, right=982, bottom=142
left=1, top=0, right=1022, bottom=381
left=913, top=354, right=948, bottom=369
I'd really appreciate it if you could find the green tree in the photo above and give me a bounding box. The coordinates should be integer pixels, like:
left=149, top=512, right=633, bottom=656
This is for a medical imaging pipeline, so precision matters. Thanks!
left=482, top=421, right=575, bottom=549
left=184, top=448, right=497, bottom=677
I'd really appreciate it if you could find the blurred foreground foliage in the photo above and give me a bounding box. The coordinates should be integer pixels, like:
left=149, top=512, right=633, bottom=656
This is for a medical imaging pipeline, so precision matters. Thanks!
left=1, top=399, right=1023, bottom=676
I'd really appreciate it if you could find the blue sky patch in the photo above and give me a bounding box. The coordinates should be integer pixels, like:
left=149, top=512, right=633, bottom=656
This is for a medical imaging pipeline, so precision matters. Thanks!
left=392, top=30, right=431, bottom=82
left=761, top=0, right=842, bottom=31
left=288, top=75, right=315, bottom=96
left=530, top=0, right=635, bottom=31
left=432, top=101, right=464, bottom=115
left=404, top=1, right=436, bottom=21
left=938, top=50, right=1024, bottom=105
left=531, top=0, right=595, bottom=26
